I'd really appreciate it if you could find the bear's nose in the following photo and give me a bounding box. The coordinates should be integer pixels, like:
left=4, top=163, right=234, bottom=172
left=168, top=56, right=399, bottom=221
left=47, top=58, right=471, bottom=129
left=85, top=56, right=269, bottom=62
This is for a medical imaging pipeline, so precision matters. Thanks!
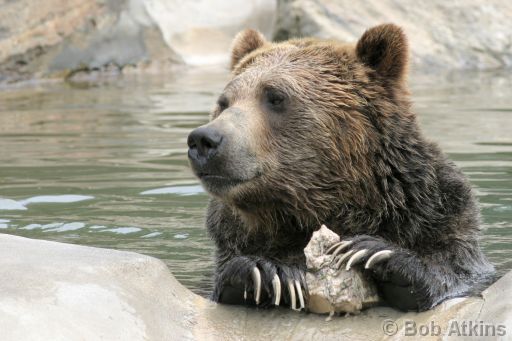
left=187, top=126, right=223, bottom=160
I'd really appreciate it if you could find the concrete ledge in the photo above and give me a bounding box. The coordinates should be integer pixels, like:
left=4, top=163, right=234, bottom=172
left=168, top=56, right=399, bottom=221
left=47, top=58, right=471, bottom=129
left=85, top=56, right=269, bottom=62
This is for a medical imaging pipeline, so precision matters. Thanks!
left=0, top=233, right=509, bottom=340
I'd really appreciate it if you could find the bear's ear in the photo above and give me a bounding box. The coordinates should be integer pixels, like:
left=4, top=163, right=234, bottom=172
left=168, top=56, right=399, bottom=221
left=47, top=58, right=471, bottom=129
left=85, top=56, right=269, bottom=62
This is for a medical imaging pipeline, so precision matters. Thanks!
left=230, top=29, right=267, bottom=70
left=355, top=24, right=408, bottom=82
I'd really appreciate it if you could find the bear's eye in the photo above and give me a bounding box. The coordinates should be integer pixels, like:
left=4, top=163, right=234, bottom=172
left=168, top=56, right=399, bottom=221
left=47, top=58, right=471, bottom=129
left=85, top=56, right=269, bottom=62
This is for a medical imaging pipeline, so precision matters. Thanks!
left=217, top=95, right=229, bottom=112
left=264, top=88, right=286, bottom=111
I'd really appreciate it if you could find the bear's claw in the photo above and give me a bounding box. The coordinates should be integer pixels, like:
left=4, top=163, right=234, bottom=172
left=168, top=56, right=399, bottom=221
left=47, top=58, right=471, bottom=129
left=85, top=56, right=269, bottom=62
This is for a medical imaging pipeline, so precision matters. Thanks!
left=326, top=241, right=353, bottom=257
left=271, top=274, right=281, bottom=306
left=288, top=279, right=306, bottom=311
left=334, top=249, right=355, bottom=269
left=214, top=256, right=306, bottom=309
left=329, top=235, right=395, bottom=273
left=251, top=267, right=262, bottom=304
left=295, top=280, right=305, bottom=310
left=365, top=250, right=393, bottom=269
left=286, top=279, right=305, bottom=311
left=333, top=247, right=394, bottom=271
left=287, top=279, right=297, bottom=310
left=346, top=249, right=369, bottom=270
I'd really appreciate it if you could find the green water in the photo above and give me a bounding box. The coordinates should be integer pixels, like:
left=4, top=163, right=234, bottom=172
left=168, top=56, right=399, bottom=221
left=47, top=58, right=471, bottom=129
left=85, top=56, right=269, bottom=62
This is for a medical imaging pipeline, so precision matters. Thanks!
left=0, top=68, right=511, bottom=296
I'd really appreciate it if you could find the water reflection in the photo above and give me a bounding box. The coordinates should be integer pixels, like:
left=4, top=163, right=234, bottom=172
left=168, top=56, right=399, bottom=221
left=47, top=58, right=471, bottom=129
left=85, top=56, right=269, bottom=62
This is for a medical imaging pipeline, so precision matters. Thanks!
left=0, top=194, right=94, bottom=211
left=0, top=67, right=510, bottom=296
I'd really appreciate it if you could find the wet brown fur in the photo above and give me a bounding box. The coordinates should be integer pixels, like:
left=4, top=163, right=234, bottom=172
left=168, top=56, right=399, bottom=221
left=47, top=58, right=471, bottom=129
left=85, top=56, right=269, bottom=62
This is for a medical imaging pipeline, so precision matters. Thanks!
left=204, top=24, right=494, bottom=311
left=223, top=27, right=408, bottom=236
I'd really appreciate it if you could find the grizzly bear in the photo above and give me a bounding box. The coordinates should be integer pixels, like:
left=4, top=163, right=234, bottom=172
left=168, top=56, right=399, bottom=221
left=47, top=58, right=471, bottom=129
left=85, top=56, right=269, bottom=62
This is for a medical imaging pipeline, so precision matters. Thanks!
left=187, top=24, right=494, bottom=311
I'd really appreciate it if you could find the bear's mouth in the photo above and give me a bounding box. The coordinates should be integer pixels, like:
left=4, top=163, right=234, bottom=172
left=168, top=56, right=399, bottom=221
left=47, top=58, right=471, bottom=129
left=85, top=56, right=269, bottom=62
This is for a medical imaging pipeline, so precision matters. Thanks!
left=197, top=171, right=260, bottom=196
left=199, top=173, right=237, bottom=182
left=198, top=172, right=244, bottom=189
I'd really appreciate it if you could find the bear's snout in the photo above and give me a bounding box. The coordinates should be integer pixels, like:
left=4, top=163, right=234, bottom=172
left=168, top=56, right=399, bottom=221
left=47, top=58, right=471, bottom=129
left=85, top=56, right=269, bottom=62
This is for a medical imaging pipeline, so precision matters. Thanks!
left=187, top=126, right=223, bottom=162
left=187, top=125, right=233, bottom=191
left=187, top=108, right=262, bottom=197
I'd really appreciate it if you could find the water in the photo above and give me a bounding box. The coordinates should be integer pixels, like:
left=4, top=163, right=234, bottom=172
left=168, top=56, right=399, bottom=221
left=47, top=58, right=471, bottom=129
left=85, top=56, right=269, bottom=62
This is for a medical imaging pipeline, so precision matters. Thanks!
left=0, top=68, right=511, bottom=296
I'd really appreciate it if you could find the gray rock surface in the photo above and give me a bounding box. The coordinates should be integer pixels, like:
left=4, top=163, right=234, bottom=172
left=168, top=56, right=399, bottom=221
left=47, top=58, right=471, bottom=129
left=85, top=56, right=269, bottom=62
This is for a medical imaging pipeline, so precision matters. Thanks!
left=1, top=0, right=510, bottom=83
left=0, top=233, right=510, bottom=340
left=304, top=225, right=380, bottom=314
left=275, top=0, right=512, bottom=70
left=0, top=0, right=276, bottom=83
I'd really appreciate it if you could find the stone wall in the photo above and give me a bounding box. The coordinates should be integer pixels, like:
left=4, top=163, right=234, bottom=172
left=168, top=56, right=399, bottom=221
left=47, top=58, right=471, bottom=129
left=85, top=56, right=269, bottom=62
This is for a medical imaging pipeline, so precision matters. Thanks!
left=0, top=0, right=277, bottom=83
left=275, top=0, right=512, bottom=70
left=0, top=0, right=511, bottom=84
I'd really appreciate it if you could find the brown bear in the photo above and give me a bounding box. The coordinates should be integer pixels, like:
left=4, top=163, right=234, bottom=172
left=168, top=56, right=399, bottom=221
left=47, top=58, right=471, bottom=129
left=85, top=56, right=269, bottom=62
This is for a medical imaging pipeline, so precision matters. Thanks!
left=187, top=24, right=494, bottom=311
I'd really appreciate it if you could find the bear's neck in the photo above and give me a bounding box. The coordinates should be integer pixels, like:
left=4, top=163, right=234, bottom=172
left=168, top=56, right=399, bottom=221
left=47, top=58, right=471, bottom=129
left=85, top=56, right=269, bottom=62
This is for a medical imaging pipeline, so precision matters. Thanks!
left=353, top=100, right=444, bottom=243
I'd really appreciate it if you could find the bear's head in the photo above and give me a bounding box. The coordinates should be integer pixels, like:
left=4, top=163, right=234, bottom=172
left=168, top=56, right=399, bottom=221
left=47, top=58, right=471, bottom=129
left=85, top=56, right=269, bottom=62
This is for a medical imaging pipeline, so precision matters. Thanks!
left=188, top=24, right=414, bottom=228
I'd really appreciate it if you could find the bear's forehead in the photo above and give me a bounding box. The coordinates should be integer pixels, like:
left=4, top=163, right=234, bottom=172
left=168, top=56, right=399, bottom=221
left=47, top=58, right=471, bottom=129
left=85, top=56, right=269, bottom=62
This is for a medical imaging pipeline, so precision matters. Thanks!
left=242, top=42, right=356, bottom=71
left=229, top=42, right=361, bottom=93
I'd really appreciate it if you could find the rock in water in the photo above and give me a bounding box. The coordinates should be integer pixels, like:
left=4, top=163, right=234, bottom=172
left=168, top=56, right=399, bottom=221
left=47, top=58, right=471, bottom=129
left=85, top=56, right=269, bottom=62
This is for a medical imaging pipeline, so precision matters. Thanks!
left=304, top=225, right=380, bottom=315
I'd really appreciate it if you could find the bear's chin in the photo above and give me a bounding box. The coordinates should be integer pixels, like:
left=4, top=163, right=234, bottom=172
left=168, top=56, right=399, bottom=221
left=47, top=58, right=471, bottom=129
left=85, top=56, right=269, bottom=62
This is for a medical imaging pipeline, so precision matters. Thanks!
left=200, top=174, right=250, bottom=198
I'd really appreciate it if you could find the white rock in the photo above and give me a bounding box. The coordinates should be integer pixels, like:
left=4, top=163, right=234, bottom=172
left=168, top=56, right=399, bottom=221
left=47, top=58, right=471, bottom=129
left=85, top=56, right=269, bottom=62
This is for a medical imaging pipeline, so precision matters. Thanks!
left=145, top=0, right=277, bottom=66
left=0, top=233, right=510, bottom=340
left=304, top=224, right=340, bottom=270
left=304, top=225, right=380, bottom=315
left=275, top=0, right=512, bottom=70
left=0, top=0, right=277, bottom=83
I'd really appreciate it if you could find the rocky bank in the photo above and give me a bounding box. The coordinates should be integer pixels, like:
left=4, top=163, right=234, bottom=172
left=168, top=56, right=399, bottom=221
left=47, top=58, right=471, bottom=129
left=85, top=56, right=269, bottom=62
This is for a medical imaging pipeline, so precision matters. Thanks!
left=0, top=0, right=277, bottom=83
left=0, top=233, right=510, bottom=340
left=1, top=0, right=511, bottom=84
left=274, top=0, right=512, bottom=70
